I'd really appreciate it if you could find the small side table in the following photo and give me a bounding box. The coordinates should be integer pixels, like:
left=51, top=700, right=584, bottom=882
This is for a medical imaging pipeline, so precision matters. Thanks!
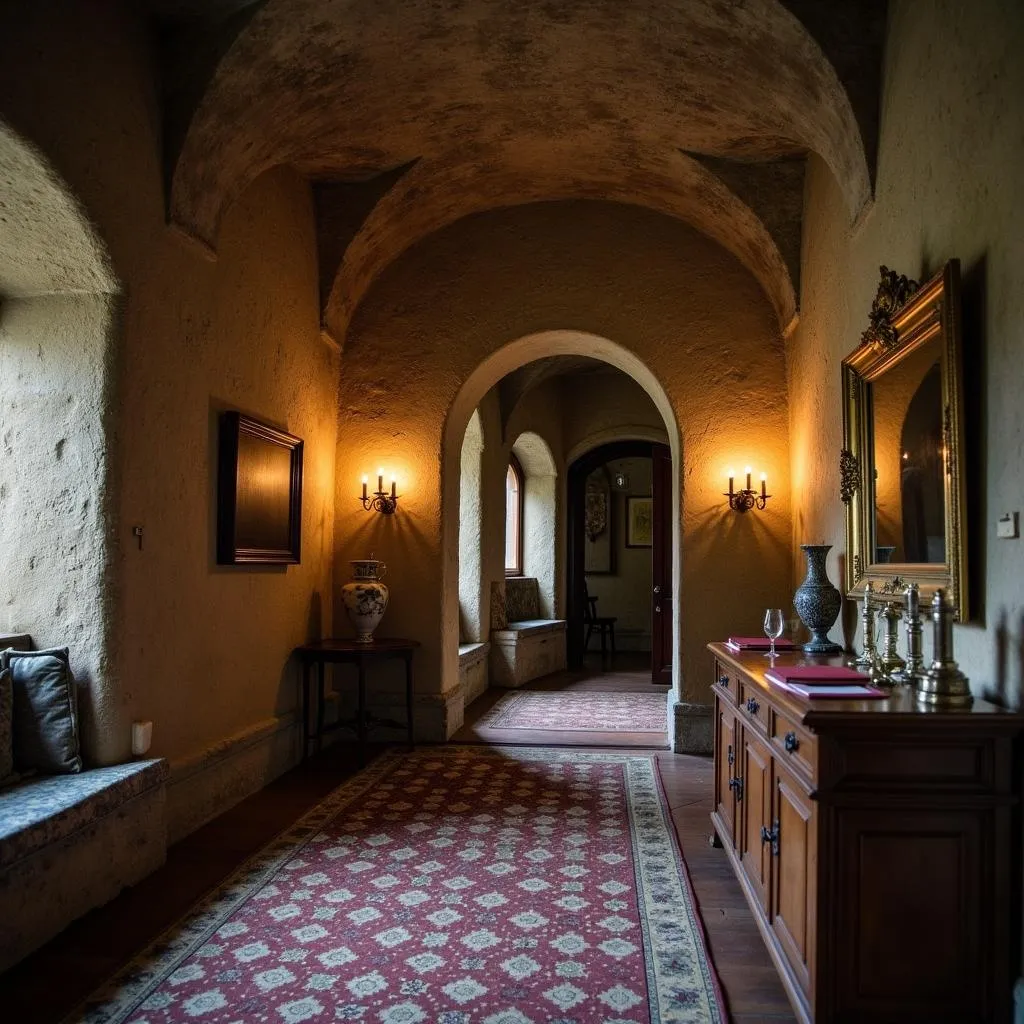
left=293, top=638, right=420, bottom=762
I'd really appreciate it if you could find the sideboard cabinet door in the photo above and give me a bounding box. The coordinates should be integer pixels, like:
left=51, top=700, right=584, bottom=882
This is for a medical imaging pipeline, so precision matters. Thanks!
left=738, top=729, right=772, bottom=910
left=715, top=698, right=738, bottom=848
left=770, top=761, right=815, bottom=1000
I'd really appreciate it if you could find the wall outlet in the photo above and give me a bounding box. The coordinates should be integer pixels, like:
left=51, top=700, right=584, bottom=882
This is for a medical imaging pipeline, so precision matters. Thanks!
left=996, top=512, right=1019, bottom=539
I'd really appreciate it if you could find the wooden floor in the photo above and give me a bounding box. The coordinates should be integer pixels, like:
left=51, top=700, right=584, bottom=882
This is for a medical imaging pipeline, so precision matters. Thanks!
left=0, top=668, right=795, bottom=1023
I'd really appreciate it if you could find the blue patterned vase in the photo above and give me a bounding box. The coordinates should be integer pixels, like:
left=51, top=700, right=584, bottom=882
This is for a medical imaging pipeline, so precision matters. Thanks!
left=341, top=559, right=389, bottom=643
left=794, top=544, right=843, bottom=655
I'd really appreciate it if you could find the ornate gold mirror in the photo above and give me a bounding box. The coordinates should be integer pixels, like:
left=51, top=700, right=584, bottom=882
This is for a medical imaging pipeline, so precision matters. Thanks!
left=841, top=260, right=968, bottom=617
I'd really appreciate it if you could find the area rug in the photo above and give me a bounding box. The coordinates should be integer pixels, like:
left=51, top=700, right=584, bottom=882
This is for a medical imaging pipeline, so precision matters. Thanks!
left=69, top=747, right=725, bottom=1024
left=478, top=692, right=668, bottom=732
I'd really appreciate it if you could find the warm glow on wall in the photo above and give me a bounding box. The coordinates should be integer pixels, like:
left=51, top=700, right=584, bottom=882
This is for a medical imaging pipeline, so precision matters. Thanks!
left=724, top=463, right=770, bottom=512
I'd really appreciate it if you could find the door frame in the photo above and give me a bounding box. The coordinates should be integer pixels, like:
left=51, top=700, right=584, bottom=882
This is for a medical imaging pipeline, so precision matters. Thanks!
left=566, top=440, right=655, bottom=669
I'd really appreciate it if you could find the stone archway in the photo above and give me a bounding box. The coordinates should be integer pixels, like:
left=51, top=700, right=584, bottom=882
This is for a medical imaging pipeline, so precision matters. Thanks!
left=0, top=120, right=123, bottom=764
left=441, top=329, right=683, bottom=738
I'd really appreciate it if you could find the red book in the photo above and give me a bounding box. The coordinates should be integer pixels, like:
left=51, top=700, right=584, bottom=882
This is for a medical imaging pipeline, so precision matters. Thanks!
left=726, top=636, right=797, bottom=651
left=771, top=679, right=889, bottom=700
left=766, top=666, right=869, bottom=685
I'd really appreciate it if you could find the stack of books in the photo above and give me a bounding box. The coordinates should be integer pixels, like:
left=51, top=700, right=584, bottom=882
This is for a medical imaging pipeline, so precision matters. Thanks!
left=764, top=665, right=887, bottom=699
left=725, top=636, right=797, bottom=653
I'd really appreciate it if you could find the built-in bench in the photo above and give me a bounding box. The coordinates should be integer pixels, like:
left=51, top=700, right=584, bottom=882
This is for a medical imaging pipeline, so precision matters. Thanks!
left=459, top=642, right=490, bottom=706
left=0, top=758, right=168, bottom=970
left=490, top=578, right=566, bottom=688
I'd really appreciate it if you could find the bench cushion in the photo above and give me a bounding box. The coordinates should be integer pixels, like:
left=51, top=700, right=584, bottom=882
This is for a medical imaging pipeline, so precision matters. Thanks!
left=0, top=759, right=168, bottom=871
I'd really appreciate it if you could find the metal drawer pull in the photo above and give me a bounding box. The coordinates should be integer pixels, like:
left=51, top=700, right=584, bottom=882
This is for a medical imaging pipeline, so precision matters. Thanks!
left=719, top=674, right=729, bottom=688
left=727, top=743, right=735, bottom=767
left=760, top=820, right=780, bottom=855
left=728, top=776, right=744, bottom=800
left=745, top=697, right=760, bottom=716
left=784, top=731, right=800, bottom=753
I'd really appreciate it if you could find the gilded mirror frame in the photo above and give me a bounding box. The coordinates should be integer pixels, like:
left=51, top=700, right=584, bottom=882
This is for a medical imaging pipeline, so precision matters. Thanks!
left=841, top=260, right=968, bottom=617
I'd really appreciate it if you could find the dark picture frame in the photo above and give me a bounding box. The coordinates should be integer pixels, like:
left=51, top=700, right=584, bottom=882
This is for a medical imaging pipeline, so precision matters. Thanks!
left=217, top=411, right=303, bottom=564
left=625, top=495, right=653, bottom=548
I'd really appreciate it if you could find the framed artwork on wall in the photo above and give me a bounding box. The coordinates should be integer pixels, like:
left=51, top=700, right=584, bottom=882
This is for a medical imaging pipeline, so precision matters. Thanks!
left=584, top=465, right=615, bottom=574
left=217, top=411, right=303, bottom=564
left=626, top=495, right=653, bottom=548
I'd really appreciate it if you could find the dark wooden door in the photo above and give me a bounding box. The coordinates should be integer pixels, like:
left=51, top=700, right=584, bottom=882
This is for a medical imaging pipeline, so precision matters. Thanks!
left=715, top=700, right=738, bottom=848
left=650, top=442, right=672, bottom=684
left=738, top=729, right=772, bottom=911
left=771, top=762, right=814, bottom=997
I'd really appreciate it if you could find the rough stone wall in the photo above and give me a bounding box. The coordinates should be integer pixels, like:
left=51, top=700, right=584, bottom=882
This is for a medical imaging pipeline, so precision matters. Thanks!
left=789, top=0, right=1024, bottom=700
left=0, top=4, right=338, bottom=772
left=335, top=201, right=792, bottom=709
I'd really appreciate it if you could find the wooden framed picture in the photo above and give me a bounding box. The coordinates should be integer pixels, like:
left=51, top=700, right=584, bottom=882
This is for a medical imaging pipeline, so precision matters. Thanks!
left=626, top=495, right=653, bottom=548
left=217, top=411, right=303, bottom=564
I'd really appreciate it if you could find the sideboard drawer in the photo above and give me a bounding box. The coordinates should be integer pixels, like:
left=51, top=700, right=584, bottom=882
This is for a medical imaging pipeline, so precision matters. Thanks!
left=714, top=661, right=738, bottom=705
left=739, top=682, right=770, bottom=735
left=771, top=707, right=817, bottom=783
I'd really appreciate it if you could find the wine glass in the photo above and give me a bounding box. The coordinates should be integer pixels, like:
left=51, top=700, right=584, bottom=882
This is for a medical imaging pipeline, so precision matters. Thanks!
left=763, top=608, right=785, bottom=658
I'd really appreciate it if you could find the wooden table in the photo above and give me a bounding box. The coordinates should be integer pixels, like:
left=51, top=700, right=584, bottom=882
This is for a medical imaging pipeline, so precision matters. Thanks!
left=293, top=638, right=419, bottom=762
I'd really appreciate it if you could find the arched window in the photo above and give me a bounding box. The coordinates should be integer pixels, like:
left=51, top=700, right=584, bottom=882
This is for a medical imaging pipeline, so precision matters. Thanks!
left=505, top=455, right=524, bottom=576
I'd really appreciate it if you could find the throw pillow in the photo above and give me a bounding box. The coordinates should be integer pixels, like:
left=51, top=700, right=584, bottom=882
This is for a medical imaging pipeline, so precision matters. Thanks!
left=0, top=665, right=12, bottom=781
left=3, top=647, right=82, bottom=774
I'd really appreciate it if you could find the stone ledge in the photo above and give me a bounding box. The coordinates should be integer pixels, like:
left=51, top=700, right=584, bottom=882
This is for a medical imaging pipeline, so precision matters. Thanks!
left=492, top=619, right=566, bottom=641
left=458, top=642, right=490, bottom=668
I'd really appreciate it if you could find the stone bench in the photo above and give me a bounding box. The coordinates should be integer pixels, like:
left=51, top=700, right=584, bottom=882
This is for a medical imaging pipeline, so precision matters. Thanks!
left=459, top=642, right=490, bottom=706
left=490, top=579, right=566, bottom=688
left=0, top=758, right=168, bottom=970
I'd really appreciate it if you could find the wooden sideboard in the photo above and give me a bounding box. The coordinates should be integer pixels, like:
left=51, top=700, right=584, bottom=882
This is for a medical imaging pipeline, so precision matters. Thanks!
left=708, top=642, right=1022, bottom=1023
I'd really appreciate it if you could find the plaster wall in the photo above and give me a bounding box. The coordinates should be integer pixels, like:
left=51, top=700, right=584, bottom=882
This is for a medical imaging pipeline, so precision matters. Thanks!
left=458, top=411, right=484, bottom=642
left=334, top=201, right=792, bottom=715
left=0, top=6, right=338, bottom=786
left=562, top=372, right=668, bottom=461
left=789, top=0, right=1024, bottom=701
left=587, top=457, right=655, bottom=649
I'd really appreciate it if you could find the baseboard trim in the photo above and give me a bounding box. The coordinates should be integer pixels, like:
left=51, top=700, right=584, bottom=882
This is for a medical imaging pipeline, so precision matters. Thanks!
left=166, top=713, right=299, bottom=843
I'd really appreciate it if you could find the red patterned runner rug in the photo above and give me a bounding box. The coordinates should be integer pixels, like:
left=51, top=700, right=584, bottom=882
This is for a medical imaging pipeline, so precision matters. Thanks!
left=478, top=692, right=668, bottom=732
left=70, top=747, right=725, bottom=1024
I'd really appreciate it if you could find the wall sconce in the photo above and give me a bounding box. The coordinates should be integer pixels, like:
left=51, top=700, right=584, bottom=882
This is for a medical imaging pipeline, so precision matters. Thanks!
left=361, top=468, right=399, bottom=514
left=725, top=466, right=770, bottom=512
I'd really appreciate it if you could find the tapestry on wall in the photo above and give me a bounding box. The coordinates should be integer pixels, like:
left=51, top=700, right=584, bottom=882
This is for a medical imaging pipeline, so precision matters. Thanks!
left=68, top=747, right=725, bottom=1024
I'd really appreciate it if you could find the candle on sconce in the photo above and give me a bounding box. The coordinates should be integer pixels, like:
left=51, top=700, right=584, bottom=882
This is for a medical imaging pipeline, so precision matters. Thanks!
left=745, top=466, right=752, bottom=491
left=727, top=467, right=734, bottom=497
left=362, top=475, right=368, bottom=500
left=760, top=472, right=767, bottom=498
left=390, top=476, right=396, bottom=499
left=377, top=469, right=384, bottom=494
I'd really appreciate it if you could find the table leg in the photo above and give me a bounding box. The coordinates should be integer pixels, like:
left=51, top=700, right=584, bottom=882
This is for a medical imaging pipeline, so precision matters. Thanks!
left=358, top=660, right=368, bottom=766
left=405, top=653, right=415, bottom=750
left=316, top=660, right=326, bottom=755
left=301, top=660, right=310, bottom=762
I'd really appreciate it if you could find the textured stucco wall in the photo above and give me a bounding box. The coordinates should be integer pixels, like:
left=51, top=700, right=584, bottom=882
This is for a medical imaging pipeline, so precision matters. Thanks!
left=335, top=201, right=792, bottom=716
left=789, top=0, right=1024, bottom=700
left=0, top=5, right=338, bottom=777
left=458, top=410, right=484, bottom=642
left=562, top=371, right=668, bottom=461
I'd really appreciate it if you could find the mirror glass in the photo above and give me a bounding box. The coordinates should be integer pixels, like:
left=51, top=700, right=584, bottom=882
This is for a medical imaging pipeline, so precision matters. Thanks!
left=869, top=334, right=945, bottom=565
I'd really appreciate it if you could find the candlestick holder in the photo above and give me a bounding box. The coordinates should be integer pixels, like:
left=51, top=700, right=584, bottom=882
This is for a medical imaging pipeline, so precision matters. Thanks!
left=902, top=582, right=925, bottom=687
left=878, top=601, right=906, bottom=685
left=360, top=471, right=399, bottom=515
left=917, top=589, right=972, bottom=707
left=724, top=467, right=770, bottom=513
left=853, top=582, right=877, bottom=669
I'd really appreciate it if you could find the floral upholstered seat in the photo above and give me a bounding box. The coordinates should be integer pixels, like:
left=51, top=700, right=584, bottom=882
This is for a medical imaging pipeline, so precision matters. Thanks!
left=0, top=759, right=167, bottom=871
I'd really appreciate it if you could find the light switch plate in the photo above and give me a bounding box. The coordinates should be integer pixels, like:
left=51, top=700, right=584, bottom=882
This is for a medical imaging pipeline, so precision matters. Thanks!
left=997, top=512, right=1019, bottom=539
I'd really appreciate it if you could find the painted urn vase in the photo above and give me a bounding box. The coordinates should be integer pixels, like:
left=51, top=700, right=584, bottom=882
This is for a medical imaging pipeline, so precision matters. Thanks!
left=341, top=559, right=389, bottom=643
left=794, top=543, right=844, bottom=655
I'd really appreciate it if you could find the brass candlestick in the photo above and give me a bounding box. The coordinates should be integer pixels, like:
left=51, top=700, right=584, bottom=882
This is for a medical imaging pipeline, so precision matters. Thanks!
left=853, top=582, right=877, bottom=669
left=902, top=583, right=925, bottom=687
left=878, top=601, right=906, bottom=685
left=917, top=589, right=972, bottom=707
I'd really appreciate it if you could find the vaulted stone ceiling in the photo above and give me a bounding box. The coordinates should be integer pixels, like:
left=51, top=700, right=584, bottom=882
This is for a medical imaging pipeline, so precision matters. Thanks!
left=151, top=0, right=886, bottom=345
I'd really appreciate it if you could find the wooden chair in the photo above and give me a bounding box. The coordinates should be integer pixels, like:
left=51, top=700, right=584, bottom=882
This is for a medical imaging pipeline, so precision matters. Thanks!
left=583, top=582, right=617, bottom=660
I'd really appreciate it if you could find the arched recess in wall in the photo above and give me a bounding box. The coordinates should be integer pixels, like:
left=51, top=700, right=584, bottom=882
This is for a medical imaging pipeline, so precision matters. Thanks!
left=0, top=120, right=123, bottom=763
left=458, top=409, right=484, bottom=642
left=441, top=330, right=681, bottom=702
left=510, top=431, right=558, bottom=619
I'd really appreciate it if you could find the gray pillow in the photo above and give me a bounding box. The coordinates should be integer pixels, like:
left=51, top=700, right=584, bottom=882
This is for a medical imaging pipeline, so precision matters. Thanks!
left=3, top=647, right=82, bottom=774
left=0, top=665, right=12, bottom=781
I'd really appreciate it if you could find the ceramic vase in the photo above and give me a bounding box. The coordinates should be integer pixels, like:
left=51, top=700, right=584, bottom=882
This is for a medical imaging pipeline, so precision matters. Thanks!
left=341, top=559, right=389, bottom=643
left=794, top=543, right=843, bottom=654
